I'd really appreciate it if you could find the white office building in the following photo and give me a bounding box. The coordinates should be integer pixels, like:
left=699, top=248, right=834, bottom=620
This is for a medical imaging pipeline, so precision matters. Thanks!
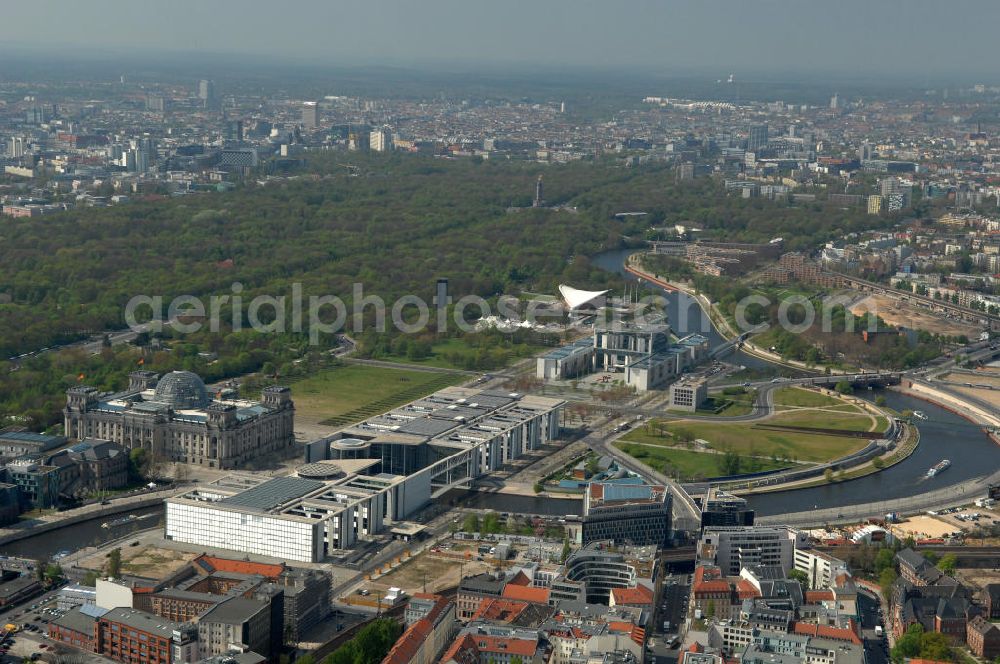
left=698, top=526, right=808, bottom=576
left=369, top=128, right=392, bottom=152
left=166, top=387, right=563, bottom=562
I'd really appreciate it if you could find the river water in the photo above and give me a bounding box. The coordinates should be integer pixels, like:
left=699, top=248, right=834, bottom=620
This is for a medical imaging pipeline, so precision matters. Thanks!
left=590, top=246, right=1000, bottom=517
left=590, top=248, right=781, bottom=374
left=3, top=248, right=997, bottom=556
left=1, top=505, right=163, bottom=561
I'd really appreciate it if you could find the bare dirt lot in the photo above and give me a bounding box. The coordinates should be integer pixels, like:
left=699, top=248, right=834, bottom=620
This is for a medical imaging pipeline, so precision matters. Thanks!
left=849, top=294, right=983, bottom=338
left=369, top=550, right=490, bottom=595
left=956, top=568, right=1000, bottom=594
left=891, top=515, right=958, bottom=539
left=77, top=543, right=197, bottom=579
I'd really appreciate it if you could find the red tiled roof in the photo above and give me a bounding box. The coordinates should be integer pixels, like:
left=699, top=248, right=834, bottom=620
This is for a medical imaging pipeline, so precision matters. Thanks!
left=192, top=554, right=285, bottom=580
left=440, top=633, right=477, bottom=664
left=791, top=621, right=863, bottom=645
left=735, top=579, right=761, bottom=600
left=383, top=595, right=451, bottom=664
left=693, top=566, right=731, bottom=594
left=611, top=585, right=654, bottom=606
left=470, top=598, right=529, bottom=623
left=383, top=618, right=431, bottom=664
left=805, top=590, right=836, bottom=603
left=502, top=584, right=550, bottom=604
left=476, top=635, right=538, bottom=656
left=606, top=621, right=633, bottom=632
left=506, top=571, right=532, bottom=587
left=440, top=633, right=539, bottom=663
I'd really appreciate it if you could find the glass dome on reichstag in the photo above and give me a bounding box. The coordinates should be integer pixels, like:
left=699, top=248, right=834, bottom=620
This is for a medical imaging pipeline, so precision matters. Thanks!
left=153, top=371, right=211, bottom=409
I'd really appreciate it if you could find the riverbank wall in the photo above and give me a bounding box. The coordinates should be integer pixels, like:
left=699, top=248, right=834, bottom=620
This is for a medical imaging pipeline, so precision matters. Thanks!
left=896, top=380, right=1000, bottom=446
left=0, top=493, right=172, bottom=547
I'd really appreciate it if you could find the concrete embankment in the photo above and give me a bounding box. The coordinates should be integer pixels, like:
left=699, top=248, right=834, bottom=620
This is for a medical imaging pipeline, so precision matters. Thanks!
left=896, top=380, right=1000, bottom=445
left=0, top=491, right=176, bottom=547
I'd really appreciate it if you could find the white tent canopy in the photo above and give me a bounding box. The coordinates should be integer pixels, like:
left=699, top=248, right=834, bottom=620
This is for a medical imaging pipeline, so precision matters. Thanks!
left=558, top=284, right=609, bottom=310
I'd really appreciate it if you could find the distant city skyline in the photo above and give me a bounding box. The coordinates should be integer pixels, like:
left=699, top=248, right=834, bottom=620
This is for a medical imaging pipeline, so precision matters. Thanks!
left=5, top=0, right=1000, bottom=80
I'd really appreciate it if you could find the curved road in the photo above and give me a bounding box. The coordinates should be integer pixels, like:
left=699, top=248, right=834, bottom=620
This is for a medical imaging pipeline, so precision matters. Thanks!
left=592, top=248, right=1000, bottom=524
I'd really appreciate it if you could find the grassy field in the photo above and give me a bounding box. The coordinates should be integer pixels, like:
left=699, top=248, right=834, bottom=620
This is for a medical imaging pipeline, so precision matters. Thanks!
left=613, top=442, right=791, bottom=481
left=376, top=337, right=548, bottom=371
left=622, top=396, right=877, bottom=463
left=287, top=364, right=464, bottom=428
left=772, top=386, right=843, bottom=408
left=677, top=389, right=758, bottom=418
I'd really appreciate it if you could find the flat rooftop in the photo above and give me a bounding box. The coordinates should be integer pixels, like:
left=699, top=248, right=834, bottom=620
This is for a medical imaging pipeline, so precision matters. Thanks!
left=220, top=476, right=325, bottom=511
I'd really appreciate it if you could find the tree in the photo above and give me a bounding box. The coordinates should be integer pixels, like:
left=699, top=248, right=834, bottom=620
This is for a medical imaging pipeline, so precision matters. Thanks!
left=938, top=553, right=957, bottom=575
left=481, top=512, right=501, bottom=534
left=890, top=623, right=954, bottom=663
left=834, top=380, right=853, bottom=394
left=879, top=568, right=897, bottom=597
left=107, top=547, right=122, bottom=578
left=44, top=563, right=63, bottom=584
left=874, top=548, right=895, bottom=575
left=561, top=538, right=571, bottom=564
left=129, top=447, right=151, bottom=480
left=891, top=624, right=924, bottom=661
left=706, top=600, right=716, bottom=618
left=788, top=569, right=810, bottom=593
left=81, top=570, right=100, bottom=587
left=824, top=468, right=834, bottom=483
left=322, top=617, right=401, bottom=664
left=462, top=513, right=480, bottom=533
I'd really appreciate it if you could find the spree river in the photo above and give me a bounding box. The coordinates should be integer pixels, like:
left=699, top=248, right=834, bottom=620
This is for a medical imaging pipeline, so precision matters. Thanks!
left=0, top=505, right=163, bottom=561
left=591, top=248, right=782, bottom=374
left=3, top=249, right=998, bottom=557
left=591, top=247, right=1000, bottom=516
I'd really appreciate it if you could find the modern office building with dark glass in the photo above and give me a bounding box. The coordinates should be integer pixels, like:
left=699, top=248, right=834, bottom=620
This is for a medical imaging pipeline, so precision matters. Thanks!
left=581, top=482, right=671, bottom=546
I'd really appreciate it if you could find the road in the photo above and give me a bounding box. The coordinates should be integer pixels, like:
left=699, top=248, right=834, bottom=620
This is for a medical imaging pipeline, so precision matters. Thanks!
left=7, top=321, right=164, bottom=364
left=858, top=587, right=890, bottom=664
left=586, top=422, right=703, bottom=532
left=0, top=582, right=119, bottom=663
left=655, top=574, right=689, bottom=637
left=756, top=465, right=1000, bottom=527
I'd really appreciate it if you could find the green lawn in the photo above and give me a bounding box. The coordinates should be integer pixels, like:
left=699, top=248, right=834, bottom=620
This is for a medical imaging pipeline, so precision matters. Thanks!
left=375, top=337, right=547, bottom=371
left=286, top=364, right=464, bottom=427
left=764, top=409, right=874, bottom=432
left=622, top=407, right=876, bottom=463
left=613, top=442, right=791, bottom=481
left=716, top=388, right=760, bottom=416
left=772, top=386, right=843, bottom=408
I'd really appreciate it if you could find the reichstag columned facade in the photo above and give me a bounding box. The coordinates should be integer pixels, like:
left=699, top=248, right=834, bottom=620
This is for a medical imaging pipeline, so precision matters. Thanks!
left=64, top=371, right=294, bottom=469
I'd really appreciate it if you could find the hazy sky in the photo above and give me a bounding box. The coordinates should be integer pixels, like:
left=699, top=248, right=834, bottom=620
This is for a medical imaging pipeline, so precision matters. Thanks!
left=6, top=0, right=1000, bottom=78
